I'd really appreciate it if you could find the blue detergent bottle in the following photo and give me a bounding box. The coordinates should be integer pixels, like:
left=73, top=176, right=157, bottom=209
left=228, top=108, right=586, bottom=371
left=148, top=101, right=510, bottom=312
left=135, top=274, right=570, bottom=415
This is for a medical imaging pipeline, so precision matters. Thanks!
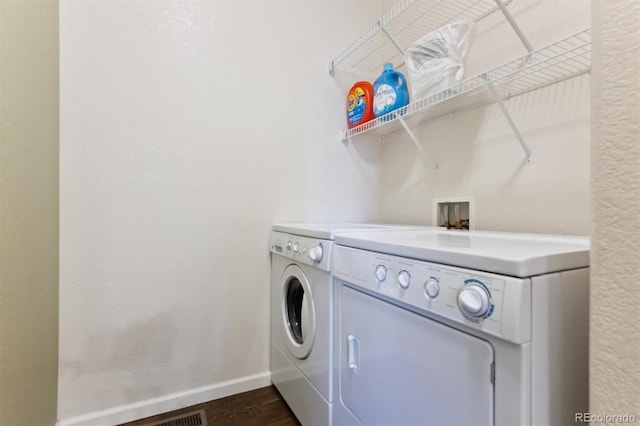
left=373, top=62, right=410, bottom=118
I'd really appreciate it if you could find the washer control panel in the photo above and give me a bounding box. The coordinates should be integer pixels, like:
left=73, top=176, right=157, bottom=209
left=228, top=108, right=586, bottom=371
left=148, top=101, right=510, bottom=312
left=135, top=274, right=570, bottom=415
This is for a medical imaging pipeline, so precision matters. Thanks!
left=270, top=231, right=333, bottom=271
left=333, top=245, right=531, bottom=344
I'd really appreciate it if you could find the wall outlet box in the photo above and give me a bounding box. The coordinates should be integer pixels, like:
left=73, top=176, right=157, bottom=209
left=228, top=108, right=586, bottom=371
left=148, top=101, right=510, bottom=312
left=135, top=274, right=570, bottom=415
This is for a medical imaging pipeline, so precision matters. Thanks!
left=433, top=196, right=475, bottom=230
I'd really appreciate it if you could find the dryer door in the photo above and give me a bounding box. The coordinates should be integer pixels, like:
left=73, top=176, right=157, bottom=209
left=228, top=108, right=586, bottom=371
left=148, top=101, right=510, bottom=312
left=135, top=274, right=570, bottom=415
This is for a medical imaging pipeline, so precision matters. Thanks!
left=280, top=264, right=316, bottom=359
left=338, top=284, right=494, bottom=425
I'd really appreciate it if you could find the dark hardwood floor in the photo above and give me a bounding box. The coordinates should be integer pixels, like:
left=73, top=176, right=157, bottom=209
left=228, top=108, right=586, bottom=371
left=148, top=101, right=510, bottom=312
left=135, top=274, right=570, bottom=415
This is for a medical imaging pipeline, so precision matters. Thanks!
left=121, top=386, right=300, bottom=426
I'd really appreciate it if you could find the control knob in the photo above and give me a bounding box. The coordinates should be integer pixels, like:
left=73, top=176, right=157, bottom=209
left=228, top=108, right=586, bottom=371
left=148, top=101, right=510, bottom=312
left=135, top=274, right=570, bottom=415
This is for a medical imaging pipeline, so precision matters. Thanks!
left=375, top=265, right=388, bottom=282
left=292, top=242, right=299, bottom=253
left=309, top=244, right=323, bottom=263
left=286, top=241, right=292, bottom=251
left=457, top=284, right=491, bottom=319
left=425, top=279, right=440, bottom=298
left=397, top=270, right=411, bottom=289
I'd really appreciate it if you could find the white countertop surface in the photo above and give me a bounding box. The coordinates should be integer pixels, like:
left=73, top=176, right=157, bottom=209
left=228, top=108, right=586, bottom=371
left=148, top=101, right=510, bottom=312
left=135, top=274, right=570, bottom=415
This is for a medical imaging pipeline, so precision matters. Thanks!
left=335, top=229, right=590, bottom=277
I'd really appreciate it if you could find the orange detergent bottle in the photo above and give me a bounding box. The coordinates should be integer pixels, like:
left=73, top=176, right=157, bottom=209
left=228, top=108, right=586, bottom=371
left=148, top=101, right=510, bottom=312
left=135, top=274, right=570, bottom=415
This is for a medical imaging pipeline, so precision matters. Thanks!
left=346, top=81, right=375, bottom=129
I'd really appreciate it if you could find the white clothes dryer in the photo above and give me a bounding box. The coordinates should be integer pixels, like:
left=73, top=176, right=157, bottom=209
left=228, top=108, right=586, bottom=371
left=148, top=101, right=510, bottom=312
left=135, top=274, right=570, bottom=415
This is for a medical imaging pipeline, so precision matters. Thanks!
left=331, top=229, right=590, bottom=426
left=270, top=223, right=423, bottom=426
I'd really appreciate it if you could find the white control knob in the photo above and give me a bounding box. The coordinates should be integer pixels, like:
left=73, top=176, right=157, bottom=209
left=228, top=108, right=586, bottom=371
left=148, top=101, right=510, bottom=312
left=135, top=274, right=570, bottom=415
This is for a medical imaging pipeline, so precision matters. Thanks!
left=309, top=244, right=323, bottom=263
left=375, top=265, right=388, bottom=282
left=425, top=279, right=440, bottom=298
left=458, top=285, right=491, bottom=319
left=292, top=242, right=299, bottom=253
left=286, top=241, right=292, bottom=251
left=398, top=270, right=411, bottom=289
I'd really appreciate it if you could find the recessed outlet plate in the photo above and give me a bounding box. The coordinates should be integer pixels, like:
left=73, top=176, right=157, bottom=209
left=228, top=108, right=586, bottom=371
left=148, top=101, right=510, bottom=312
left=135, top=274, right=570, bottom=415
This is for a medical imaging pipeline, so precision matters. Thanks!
left=433, top=196, right=475, bottom=230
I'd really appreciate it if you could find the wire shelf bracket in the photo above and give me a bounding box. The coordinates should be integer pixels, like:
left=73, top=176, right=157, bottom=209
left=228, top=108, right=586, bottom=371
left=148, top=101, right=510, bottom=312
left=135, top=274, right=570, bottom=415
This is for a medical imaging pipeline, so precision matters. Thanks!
left=381, top=25, right=405, bottom=56
left=493, top=0, right=534, bottom=54
left=485, top=77, right=533, bottom=164
left=398, top=117, right=439, bottom=175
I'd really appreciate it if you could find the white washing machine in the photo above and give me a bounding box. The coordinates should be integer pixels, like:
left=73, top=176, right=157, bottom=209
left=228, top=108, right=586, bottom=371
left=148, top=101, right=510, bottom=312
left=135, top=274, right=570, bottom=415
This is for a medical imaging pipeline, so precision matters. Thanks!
left=331, top=229, right=590, bottom=426
left=270, top=223, right=423, bottom=426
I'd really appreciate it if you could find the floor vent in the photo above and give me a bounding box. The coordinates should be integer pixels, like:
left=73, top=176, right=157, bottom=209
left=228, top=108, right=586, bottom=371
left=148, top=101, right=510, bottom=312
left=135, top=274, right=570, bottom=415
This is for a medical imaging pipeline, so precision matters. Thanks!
left=144, top=409, right=207, bottom=426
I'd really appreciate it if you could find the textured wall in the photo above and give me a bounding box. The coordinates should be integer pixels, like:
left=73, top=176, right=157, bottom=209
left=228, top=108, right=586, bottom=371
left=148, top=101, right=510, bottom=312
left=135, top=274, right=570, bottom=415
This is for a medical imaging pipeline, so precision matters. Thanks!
left=0, top=0, right=59, bottom=425
left=58, top=1, right=380, bottom=424
left=590, top=0, right=640, bottom=417
left=379, top=0, right=591, bottom=235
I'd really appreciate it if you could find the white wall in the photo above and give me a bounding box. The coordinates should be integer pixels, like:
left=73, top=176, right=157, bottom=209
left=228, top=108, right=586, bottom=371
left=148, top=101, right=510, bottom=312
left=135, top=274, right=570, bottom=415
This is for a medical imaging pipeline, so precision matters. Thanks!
left=58, top=0, right=611, bottom=423
left=590, top=0, right=640, bottom=416
left=58, top=1, right=380, bottom=424
left=0, top=1, right=59, bottom=425
left=380, top=0, right=591, bottom=235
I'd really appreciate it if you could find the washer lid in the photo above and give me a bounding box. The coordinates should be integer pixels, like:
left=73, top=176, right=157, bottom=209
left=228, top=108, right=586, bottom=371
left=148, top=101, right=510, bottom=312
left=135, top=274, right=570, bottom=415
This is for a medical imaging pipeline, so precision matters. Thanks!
left=335, top=229, right=590, bottom=277
left=272, top=222, right=422, bottom=240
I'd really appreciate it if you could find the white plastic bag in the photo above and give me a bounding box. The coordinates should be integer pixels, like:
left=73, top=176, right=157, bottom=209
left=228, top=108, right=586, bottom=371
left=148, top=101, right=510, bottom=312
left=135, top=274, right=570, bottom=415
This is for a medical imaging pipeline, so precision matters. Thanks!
left=404, top=19, right=476, bottom=100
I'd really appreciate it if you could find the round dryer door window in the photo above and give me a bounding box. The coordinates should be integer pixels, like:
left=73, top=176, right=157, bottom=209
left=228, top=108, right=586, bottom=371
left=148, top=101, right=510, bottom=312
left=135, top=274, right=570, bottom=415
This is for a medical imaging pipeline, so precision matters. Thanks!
left=280, top=264, right=316, bottom=359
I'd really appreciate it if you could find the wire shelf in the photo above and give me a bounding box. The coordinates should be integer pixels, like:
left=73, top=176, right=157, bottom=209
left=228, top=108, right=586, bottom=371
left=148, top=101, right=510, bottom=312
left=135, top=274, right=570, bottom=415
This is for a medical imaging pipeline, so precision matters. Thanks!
left=342, top=29, right=591, bottom=141
left=330, top=0, right=513, bottom=75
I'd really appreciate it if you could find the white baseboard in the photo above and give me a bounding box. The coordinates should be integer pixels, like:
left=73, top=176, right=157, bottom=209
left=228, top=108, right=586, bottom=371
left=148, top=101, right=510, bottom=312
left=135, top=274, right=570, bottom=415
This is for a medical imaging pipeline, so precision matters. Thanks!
left=56, top=371, right=272, bottom=426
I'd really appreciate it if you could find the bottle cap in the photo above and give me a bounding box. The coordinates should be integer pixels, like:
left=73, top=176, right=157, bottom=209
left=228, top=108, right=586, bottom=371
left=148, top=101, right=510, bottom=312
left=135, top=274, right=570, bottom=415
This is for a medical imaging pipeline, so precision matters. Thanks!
left=383, top=62, right=393, bottom=71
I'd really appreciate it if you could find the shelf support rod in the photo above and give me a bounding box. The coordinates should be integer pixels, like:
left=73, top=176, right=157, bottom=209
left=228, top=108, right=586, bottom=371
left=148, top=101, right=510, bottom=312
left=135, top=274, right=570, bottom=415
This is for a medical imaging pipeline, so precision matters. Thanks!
left=493, top=0, right=534, bottom=54
left=381, top=26, right=405, bottom=56
left=485, top=79, right=533, bottom=164
left=398, top=116, right=439, bottom=174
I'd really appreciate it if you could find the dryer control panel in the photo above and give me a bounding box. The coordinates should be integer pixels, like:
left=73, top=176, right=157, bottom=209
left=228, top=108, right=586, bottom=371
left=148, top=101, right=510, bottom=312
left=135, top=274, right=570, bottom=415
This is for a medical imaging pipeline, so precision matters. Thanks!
left=271, top=231, right=333, bottom=272
left=333, top=245, right=531, bottom=344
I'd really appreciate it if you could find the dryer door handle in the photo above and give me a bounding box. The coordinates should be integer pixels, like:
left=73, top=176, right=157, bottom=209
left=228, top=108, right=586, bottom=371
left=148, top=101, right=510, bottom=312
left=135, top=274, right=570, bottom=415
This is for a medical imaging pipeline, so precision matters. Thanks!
left=347, top=334, right=360, bottom=373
